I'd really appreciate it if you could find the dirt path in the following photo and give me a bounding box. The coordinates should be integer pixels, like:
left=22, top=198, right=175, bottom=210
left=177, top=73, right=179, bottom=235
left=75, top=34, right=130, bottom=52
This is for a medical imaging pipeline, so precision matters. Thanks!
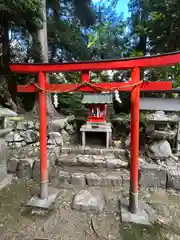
left=0, top=180, right=180, bottom=240
left=0, top=180, right=121, bottom=240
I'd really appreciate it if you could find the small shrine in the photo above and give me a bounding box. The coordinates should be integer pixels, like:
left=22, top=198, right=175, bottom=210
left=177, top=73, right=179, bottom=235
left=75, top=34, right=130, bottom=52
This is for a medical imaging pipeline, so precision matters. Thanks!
left=80, top=93, right=112, bottom=148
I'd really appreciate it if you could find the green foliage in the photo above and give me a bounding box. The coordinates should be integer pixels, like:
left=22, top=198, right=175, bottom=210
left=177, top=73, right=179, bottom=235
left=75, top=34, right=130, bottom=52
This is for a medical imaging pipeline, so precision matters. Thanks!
left=129, top=0, right=180, bottom=55
left=1, top=0, right=180, bottom=113
left=56, top=93, right=83, bottom=115
left=72, top=0, right=96, bottom=26
left=0, top=0, right=42, bottom=30
left=48, top=18, right=91, bottom=60
left=128, top=0, right=180, bottom=88
left=140, top=112, right=147, bottom=127
left=129, top=49, right=144, bottom=57
left=147, top=0, right=180, bottom=53
left=172, top=64, right=180, bottom=87
left=87, top=2, right=128, bottom=59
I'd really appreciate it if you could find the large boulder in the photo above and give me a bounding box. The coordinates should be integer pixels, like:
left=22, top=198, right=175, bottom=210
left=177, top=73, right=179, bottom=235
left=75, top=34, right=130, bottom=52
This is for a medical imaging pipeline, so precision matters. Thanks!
left=47, top=118, right=67, bottom=132
left=139, top=162, right=167, bottom=188
left=147, top=140, right=175, bottom=160
left=61, top=129, right=70, bottom=143
left=26, top=121, right=34, bottom=129
left=67, top=115, right=75, bottom=124
left=32, top=157, right=55, bottom=182
left=124, top=134, right=130, bottom=149
left=72, top=189, right=105, bottom=213
left=65, top=124, right=74, bottom=134
left=5, top=132, right=23, bottom=142
left=16, top=121, right=28, bottom=131
left=16, top=121, right=34, bottom=131
left=21, top=130, right=39, bottom=144
left=48, top=132, right=63, bottom=146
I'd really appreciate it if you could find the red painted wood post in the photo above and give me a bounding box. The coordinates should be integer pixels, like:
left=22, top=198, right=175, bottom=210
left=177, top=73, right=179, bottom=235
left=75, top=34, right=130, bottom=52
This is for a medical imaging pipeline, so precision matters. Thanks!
left=9, top=51, right=180, bottom=73
left=82, top=71, right=90, bottom=83
left=129, top=67, right=140, bottom=213
left=38, top=71, right=48, bottom=199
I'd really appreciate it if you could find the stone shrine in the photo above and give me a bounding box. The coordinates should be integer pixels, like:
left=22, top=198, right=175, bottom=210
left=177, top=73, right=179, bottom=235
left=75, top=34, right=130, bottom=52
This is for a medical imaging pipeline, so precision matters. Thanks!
left=80, top=93, right=112, bottom=148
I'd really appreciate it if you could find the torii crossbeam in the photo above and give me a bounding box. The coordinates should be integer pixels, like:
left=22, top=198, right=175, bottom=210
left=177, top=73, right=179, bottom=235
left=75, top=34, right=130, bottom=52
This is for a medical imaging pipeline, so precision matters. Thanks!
left=10, top=51, right=180, bottom=222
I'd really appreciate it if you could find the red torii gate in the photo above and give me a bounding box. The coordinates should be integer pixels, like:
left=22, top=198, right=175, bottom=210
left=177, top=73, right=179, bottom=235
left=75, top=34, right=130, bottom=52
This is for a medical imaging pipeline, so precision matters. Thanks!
left=10, top=51, right=180, bottom=217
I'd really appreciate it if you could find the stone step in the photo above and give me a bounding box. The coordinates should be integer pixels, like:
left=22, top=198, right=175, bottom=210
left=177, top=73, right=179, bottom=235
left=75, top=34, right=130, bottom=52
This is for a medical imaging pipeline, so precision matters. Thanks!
left=50, top=160, right=168, bottom=190
left=50, top=166, right=130, bottom=188
left=60, top=146, right=128, bottom=158
left=56, top=153, right=129, bottom=169
left=9, top=152, right=178, bottom=192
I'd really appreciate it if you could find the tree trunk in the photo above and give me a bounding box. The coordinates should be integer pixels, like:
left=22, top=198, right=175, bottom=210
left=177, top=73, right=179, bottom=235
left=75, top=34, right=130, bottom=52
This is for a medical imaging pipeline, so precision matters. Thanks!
left=32, top=0, right=60, bottom=118
left=50, top=0, right=60, bottom=62
left=1, top=18, right=18, bottom=112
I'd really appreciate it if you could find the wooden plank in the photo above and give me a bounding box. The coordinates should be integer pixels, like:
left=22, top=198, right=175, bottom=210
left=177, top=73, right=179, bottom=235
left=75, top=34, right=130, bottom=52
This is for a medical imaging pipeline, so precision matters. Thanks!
left=17, top=84, right=37, bottom=92
left=17, top=81, right=172, bottom=93
left=140, top=98, right=180, bottom=111
left=140, top=82, right=172, bottom=91
left=10, top=51, right=180, bottom=73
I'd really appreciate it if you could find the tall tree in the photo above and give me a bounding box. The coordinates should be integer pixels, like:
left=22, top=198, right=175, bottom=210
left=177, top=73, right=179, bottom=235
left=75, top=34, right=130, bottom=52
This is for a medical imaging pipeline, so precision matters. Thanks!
left=147, top=0, right=180, bottom=54
left=87, top=1, right=128, bottom=60
left=32, top=0, right=96, bottom=118
left=0, top=0, right=41, bottom=111
left=128, top=0, right=149, bottom=55
left=32, top=0, right=57, bottom=118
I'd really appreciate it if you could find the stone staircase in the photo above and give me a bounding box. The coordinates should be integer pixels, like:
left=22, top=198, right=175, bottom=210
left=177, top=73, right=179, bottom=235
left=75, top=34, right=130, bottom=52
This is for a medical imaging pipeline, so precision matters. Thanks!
left=8, top=144, right=179, bottom=192
left=50, top=146, right=130, bottom=188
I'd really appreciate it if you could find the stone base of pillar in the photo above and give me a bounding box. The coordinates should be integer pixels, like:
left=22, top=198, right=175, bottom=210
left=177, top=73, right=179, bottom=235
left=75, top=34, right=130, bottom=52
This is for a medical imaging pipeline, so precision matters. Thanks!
left=120, top=199, right=157, bottom=225
left=26, top=187, right=60, bottom=211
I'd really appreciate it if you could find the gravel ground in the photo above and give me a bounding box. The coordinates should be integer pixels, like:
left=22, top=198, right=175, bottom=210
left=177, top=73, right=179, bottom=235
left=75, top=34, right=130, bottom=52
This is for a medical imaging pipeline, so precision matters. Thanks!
left=0, top=179, right=180, bottom=240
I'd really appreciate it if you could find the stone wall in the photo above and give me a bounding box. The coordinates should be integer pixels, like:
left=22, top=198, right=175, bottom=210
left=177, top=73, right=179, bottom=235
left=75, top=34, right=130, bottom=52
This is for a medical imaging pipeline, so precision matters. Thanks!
left=6, top=115, right=76, bottom=179
left=4, top=110, right=180, bottom=193
left=52, top=154, right=180, bottom=192
left=6, top=115, right=75, bottom=148
left=118, top=111, right=179, bottom=163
